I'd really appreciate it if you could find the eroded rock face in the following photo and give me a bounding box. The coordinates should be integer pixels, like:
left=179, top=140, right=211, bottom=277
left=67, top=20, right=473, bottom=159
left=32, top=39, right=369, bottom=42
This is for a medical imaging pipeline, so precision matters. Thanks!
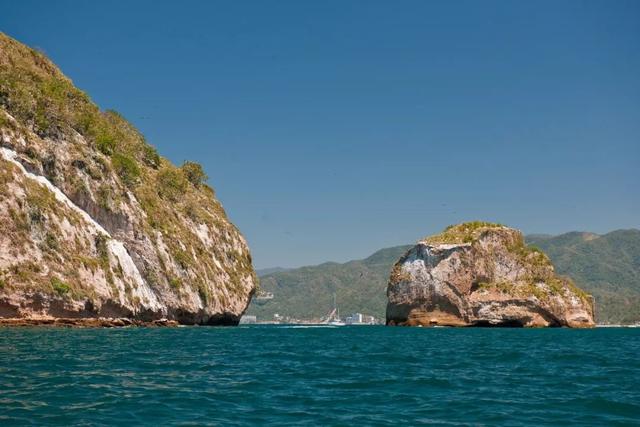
left=0, top=33, right=256, bottom=325
left=386, top=223, right=595, bottom=328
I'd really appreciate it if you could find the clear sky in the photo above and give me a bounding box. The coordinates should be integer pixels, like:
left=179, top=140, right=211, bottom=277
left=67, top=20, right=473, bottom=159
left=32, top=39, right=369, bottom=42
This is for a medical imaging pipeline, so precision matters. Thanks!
left=1, top=0, right=639, bottom=269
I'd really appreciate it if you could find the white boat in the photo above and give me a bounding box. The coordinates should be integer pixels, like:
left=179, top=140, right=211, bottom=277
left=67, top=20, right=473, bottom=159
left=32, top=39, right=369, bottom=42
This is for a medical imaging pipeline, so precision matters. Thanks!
left=321, top=293, right=345, bottom=326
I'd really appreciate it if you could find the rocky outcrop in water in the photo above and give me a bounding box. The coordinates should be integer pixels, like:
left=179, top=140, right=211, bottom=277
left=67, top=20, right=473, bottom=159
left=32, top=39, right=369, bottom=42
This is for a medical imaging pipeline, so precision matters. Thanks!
left=386, top=222, right=595, bottom=327
left=0, top=33, right=256, bottom=325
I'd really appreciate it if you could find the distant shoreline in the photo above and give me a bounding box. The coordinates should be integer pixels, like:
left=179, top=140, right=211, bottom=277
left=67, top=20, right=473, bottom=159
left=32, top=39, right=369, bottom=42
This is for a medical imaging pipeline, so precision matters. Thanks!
left=2, top=317, right=638, bottom=329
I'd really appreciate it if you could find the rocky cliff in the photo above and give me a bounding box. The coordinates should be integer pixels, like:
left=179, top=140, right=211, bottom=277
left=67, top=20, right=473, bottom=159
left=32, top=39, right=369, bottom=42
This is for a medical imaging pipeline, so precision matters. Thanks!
left=0, top=33, right=256, bottom=324
left=386, top=222, right=595, bottom=327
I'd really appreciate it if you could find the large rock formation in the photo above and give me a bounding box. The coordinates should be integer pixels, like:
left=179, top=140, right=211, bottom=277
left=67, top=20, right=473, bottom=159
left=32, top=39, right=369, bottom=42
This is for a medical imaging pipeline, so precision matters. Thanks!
left=0, top=33, right=256, bottom=324
left=386, top=222, right=595, bottom=327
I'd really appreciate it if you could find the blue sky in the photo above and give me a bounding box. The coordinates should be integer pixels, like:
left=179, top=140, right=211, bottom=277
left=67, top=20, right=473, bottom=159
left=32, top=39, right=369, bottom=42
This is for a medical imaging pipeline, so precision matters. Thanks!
left=1, top=0, right=639, bottom=268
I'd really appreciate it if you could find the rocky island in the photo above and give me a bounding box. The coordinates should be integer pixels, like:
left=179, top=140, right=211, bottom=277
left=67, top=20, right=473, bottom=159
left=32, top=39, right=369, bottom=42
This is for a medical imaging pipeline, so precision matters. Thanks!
left=386, top=222, right=595, bottom=327
left=0, top=33, right=256, bottom=325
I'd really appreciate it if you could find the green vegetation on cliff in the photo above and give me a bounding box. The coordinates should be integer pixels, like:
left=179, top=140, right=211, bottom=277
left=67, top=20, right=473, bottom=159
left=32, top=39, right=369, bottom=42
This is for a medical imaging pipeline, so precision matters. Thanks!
left=424, top=221, right=505, bottom=244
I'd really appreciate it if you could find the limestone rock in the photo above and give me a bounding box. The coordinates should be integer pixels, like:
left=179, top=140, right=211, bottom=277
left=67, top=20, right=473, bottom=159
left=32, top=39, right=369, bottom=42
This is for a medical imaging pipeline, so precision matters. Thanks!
left=0, top=33, right=256, bottom=325
left=386, top=222, right=595, bottom=327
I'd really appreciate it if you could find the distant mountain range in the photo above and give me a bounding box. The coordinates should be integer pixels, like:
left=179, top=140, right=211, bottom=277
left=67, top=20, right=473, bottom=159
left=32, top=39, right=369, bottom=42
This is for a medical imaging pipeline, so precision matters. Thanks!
left=248, top=229, right=640, bottom=324
left=256, top=267, right=290, bottom=276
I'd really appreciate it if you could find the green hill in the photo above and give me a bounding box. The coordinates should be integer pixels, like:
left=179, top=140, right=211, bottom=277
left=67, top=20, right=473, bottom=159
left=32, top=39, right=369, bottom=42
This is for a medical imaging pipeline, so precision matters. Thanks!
left=248, top=230, right=640, bottom=324
left=248, top=245, right=411, bottom=321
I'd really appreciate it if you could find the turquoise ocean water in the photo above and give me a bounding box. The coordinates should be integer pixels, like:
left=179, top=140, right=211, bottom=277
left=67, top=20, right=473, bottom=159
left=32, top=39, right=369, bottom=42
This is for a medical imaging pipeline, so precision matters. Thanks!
left=1, top=326, right=639, bottom=426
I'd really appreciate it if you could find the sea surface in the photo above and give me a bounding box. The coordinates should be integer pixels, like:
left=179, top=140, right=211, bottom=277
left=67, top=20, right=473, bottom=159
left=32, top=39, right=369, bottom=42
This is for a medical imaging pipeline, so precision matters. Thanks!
left=0, top=326, right=639, bottom=426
